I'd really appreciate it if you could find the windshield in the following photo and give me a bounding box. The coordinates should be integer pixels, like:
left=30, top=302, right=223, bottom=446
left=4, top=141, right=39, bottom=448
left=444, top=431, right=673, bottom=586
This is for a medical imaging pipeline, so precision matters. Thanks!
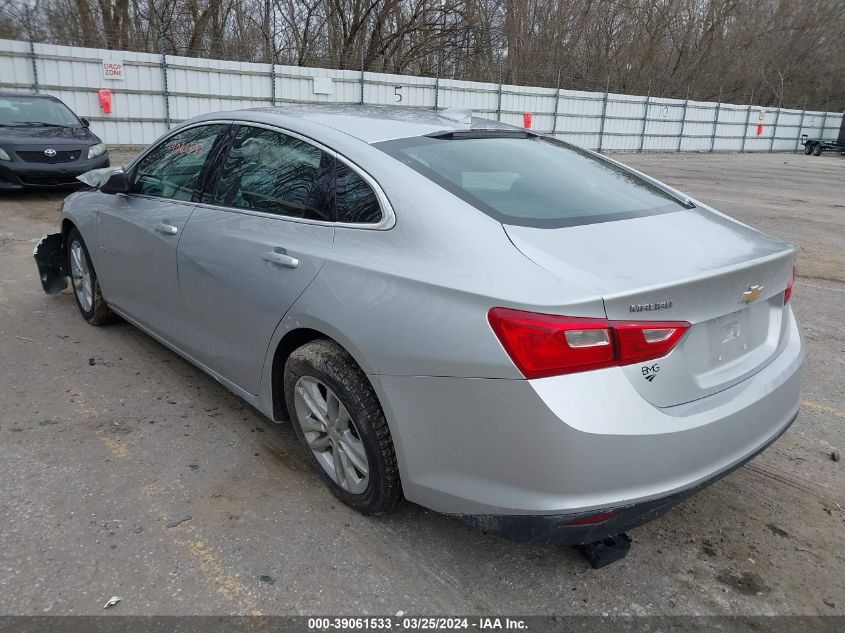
left=376, top=134, right=689, bottom=228
left=0, top=96, right=80, bottom=127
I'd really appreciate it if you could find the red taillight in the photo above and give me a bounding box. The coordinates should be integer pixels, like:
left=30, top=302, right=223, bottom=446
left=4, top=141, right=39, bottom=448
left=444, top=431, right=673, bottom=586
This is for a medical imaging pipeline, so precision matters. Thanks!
left=784, top=265, right=796, bottom=304
left=487, top=311, right=614, bottom=377
left=488, top=307, right=690, bottom=379
left=613, top=321, right=689, bottom=366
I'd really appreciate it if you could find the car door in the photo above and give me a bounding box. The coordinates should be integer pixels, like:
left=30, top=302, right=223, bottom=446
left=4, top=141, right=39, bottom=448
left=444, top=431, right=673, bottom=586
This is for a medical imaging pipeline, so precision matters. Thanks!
left=177, top=124, right=336, bottom=394
left=95, top=123, right=228, bottom=344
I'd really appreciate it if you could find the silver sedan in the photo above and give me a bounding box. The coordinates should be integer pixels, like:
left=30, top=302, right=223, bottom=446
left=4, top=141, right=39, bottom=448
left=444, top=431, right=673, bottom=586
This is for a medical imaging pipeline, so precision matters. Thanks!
left=34, top=105, right=803, bottom=546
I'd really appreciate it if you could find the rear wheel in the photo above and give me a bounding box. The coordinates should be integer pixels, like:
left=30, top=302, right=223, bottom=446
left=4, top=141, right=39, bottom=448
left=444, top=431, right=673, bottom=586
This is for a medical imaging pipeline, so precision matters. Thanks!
left=284, top=339, right=401, bottom=515
left=812, top=144, right=822, bottom=156
left=66, top=228, right=117, bottom=325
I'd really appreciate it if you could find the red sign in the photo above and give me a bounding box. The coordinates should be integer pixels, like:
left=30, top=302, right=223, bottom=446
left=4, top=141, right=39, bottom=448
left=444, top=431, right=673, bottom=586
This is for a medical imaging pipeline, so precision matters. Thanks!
left=523, top=112, right=534, bottom=129
left=98, top=88, right=112, bottom=114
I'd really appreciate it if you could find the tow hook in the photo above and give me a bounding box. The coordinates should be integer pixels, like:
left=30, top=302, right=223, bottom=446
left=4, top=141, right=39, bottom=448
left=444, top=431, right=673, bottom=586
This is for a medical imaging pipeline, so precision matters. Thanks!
left=576, top=533, right=632, bottom=569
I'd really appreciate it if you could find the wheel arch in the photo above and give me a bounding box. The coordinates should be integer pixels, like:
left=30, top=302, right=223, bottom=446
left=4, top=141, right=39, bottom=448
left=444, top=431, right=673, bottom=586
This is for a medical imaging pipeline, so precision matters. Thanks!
left=62, top=219, right=81, bottom=274
left=269, top=324, right=380, bottom=420
left=270, top=327, right=327, bottom=421
left=61, top=218, right=77, bottom=242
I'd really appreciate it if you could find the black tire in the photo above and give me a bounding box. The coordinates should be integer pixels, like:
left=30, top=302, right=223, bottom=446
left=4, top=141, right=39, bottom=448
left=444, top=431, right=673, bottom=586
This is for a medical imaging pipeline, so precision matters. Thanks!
left=812, top=144, right=822, bottom=156
left=804, top=143, right=813, bottom=155
left=284, top=339, right=402, bottom=515
left=66, top=227, right=118, bottom=325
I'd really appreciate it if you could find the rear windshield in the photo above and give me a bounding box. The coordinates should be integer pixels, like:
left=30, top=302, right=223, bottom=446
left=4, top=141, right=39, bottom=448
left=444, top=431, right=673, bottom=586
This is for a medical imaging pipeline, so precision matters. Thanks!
left=0, top=96, right=80, bottom=127
left=376, top=134, right=688, bottom=228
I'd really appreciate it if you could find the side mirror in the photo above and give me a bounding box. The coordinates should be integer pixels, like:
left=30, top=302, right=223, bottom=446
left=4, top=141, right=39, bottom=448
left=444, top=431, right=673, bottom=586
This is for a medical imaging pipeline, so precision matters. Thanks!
left=100, top=168, right=129, bottom=194
left=80, top=117, right=90, bottom=128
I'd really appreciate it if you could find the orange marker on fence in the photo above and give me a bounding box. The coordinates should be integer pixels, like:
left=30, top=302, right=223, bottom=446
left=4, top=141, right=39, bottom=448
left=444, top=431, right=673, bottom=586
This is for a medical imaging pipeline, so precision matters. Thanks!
left=523, top=112, right=533, bottom=129
left=98, top=88, right=112, bottom=114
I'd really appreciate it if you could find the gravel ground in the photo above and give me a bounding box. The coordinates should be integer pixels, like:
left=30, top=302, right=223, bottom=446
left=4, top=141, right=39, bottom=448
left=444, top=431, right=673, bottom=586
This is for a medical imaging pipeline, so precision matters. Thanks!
left=0, top=150, right=843, bottom=616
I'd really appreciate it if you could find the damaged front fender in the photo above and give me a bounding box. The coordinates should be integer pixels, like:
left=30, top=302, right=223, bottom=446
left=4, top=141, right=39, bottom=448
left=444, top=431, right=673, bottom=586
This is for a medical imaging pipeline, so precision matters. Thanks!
left=33, top=233, right=68, bottom=294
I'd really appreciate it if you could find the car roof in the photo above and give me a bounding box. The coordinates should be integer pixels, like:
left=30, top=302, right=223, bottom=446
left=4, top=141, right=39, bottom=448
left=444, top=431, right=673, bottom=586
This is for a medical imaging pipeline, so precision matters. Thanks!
left=223, top=104, right=518, bottom=144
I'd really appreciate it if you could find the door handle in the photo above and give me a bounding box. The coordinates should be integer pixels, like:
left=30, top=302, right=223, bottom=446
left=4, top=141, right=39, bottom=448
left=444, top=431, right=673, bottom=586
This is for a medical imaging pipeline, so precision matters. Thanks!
left=154, top=222, right=179, bottom=235
left=263, top=251, right=299, bottom=269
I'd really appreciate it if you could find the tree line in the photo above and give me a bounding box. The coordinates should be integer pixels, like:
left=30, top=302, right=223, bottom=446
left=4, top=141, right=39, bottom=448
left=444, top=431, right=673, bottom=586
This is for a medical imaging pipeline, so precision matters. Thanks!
left=1, top=0, right=843, bottom=110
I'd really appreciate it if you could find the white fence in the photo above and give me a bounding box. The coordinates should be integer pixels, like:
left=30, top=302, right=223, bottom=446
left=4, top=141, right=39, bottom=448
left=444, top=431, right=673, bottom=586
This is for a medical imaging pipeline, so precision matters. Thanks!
left=1, top=38, right=842, bottom=151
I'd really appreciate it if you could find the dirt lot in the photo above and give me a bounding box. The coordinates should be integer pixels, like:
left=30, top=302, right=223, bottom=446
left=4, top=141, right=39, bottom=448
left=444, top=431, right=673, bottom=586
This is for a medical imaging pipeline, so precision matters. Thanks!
left=0, top=151, right=843, bottom=616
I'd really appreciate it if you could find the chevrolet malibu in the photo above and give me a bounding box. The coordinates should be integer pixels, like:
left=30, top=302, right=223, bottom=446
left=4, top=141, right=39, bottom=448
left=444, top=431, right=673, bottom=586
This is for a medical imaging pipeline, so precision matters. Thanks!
left=34, top=105, right=803, bottom=547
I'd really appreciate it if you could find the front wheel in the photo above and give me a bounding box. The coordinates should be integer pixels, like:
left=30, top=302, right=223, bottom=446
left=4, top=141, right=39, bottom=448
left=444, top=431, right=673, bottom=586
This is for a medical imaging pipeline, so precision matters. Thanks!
left=66, top=228, right=117, bottom=325
left=804, top=143, right=813, bottom=155
left=284, top=339, right=402, bottom=515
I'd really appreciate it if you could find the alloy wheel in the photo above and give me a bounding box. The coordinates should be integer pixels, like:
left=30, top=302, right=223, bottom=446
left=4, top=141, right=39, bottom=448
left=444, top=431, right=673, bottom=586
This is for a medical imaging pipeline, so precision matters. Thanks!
left=69, top=240, right=93, bottom=313
left=293, top=376, right=369, bottom=494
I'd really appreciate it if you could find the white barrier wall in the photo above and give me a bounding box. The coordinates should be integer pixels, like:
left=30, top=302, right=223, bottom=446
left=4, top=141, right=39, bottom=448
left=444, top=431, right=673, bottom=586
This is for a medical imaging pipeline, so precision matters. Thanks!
left=1, top=38, right=842, bottom=150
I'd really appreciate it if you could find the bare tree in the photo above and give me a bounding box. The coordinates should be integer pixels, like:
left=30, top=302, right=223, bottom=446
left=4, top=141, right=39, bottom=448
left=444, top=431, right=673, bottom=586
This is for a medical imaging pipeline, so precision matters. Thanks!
left=4, top=0, right=843, bottom=109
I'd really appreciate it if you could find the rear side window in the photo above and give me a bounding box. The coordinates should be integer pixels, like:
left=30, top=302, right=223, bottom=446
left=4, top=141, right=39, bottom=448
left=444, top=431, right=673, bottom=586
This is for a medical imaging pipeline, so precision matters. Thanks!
left=212, top=126, right=334, bottom=222
left=336, top=161, right=382, bottom=224
left=376, top=135, right=688, bottom=228
left=130, top=125, right=223, bottom=201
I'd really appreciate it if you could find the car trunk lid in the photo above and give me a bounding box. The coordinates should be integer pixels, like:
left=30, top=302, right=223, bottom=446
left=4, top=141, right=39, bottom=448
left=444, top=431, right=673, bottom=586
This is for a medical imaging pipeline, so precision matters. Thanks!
left=504, top=208, right=796, bottom=406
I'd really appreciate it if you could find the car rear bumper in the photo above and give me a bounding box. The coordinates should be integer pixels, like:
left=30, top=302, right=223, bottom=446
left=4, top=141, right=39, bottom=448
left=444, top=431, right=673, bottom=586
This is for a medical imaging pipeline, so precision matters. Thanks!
left=0, top=154, right=109, bottom=189
left=372, top=308, right=804, bottom=523
left=455, top=409, right=796, bottom=544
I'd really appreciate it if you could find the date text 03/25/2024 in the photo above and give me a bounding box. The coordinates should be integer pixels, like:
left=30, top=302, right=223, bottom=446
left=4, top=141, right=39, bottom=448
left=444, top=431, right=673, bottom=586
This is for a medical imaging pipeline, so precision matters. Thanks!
left=307, top=616, right=527, bottom=630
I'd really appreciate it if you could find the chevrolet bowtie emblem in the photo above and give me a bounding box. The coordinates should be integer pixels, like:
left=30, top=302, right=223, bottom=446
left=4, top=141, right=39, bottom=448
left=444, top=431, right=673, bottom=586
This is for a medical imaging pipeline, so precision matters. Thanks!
left=741, top=284, right=764, bottom=304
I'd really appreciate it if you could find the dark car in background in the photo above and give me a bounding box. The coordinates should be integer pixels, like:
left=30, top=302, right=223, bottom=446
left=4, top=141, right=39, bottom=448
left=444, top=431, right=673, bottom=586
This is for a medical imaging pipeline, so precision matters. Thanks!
left=0, top=92, right=109, bottom=190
